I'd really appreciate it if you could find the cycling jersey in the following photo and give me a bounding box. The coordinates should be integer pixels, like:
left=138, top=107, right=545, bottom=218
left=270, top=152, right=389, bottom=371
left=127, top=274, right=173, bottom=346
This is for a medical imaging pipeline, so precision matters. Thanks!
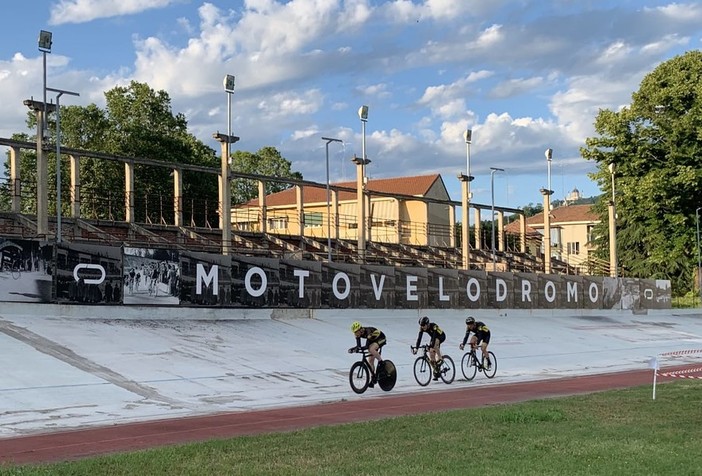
left=355, top=326, right=387, bottom=349
left=462, top=321, right=490, bottom=346
left=416, top=322, right=446, bottom=348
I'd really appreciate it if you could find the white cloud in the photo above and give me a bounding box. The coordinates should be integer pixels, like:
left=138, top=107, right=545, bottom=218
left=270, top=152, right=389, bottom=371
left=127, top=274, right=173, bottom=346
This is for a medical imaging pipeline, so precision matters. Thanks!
left=49, top=0, right=178, bottom=25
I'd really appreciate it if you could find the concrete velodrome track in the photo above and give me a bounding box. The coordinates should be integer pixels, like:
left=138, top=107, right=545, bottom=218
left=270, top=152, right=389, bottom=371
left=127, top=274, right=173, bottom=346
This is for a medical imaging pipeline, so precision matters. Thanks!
left=1, top=303, right=701, bottom=464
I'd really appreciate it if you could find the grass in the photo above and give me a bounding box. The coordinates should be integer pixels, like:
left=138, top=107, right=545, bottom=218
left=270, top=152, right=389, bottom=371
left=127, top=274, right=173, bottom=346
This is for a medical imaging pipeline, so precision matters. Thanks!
left=2, top=381, right=702, bottom=475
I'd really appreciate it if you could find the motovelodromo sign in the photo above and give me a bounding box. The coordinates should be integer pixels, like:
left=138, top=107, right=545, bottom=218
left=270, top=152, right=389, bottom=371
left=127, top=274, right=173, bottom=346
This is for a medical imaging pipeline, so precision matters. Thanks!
left=0, top=238, right=671, bottom=310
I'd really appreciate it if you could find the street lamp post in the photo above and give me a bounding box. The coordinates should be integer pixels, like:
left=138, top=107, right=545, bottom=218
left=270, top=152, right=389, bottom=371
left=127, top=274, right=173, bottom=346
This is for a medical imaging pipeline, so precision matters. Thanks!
left=46, top=87, right=79, bottom=243
left=357, top=105, right=369, bottom=261
left=459, top=129, right=474, bottom=270
left=490, top=167, right=504, bottom=270
left=608, top=163, right=618, bottom=277
left=215, top=74, right=238, bottom=255
left=38, top=31, right=52, bottom=135
left=696, top=207, right=701, bottom=305
left=542, top=148, right=554, bottom=274
left=322, top=137, right=343, bottom=262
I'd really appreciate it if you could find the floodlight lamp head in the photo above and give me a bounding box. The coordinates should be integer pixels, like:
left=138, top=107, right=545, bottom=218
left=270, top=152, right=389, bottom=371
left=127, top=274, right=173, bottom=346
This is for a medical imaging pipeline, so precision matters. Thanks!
left=38, top=30, right=52, bottom=52
left=545, top=148, right=553, bottom=161
left=608, top=163, right=615, bottom=175
left=358, top=105, right=369, bottom=121
left=464, top=129, right=472, bottom=143
left=223, top=74, right=236, bottom=93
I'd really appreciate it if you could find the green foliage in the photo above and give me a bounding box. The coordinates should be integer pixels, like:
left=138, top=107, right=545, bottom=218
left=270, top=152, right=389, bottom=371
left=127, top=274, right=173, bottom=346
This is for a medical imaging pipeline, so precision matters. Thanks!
left=581, top=51, right=702, bottom=294
left=230, top=146, right=303, bottom=205
left=5, top=382, right=702, bottom=475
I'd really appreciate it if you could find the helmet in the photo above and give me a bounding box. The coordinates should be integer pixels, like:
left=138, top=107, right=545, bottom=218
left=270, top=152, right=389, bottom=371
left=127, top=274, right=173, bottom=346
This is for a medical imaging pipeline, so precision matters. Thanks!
left=419, top=316, right=430, bottom=326
left=465, top=316, right=475, bottom=326
left=351, top=321, right=362, bottom=333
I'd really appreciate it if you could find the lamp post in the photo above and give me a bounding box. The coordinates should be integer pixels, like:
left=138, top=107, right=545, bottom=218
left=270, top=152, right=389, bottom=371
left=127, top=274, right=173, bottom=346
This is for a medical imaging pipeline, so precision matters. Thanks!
left=34, top=30, right=52, bottom=238
left=46, top=87, right=79, bottom=243
left=696, top=207, right=701, bottom=305
left=542, top=148, right=554, bottom=273
left=490, top=167, right=504, bottom=270
left=357, top=105, right=369, bottom=261
left=38, top=30, right=52, bottom=135
left=458, top=129, right=474, bottom=269
left=215, top=74, right=238, bottom=255
left=608, top=163, right=618, bottom=277
left=322, top=137, right=343, bottom=262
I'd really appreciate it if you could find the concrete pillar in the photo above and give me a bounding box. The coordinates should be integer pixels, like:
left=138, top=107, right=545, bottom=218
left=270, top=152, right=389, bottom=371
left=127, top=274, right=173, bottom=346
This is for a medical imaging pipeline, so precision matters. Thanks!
left=258, top=180, right=267, bottom=234
left=213, top=135, right=233, bottom=256
left=497, top=211, right=505, bottom=252
left=541, top=188, right=552, bottom=274
left=125, top=161, right=135, bottom=223
left=295, top=185, right=304, bottom=238
left=9, top=146, right=20, bottom=213
left=69, top=154, right=80, bottom=219
left=459, top=175, right=471, bottom=270
left=448, top=204, right=456, bottom=248
left=519, top=213, right=526, bottom=253
left=608, top=201, right=617, bottom=277
left=37, top=109, right=48, bottom=237
left=352, top=156, right=367, bottom=261
left=331, top=189, right=339, bottom=240
left=474, top=208, right=482, bottom=250
left=173, top=167, right=183, bottom=227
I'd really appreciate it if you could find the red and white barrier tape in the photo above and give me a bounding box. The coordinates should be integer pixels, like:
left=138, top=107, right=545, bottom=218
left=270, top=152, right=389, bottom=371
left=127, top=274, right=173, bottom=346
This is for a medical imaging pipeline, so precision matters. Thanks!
left=660, top=366, right=702, bottom=379
left=659, top=349, right=702, bottom=357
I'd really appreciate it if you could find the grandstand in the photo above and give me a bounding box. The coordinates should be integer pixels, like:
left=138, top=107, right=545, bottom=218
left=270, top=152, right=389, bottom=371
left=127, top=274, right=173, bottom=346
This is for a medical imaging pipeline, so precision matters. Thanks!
left=0, top=137, right=591, bottom=275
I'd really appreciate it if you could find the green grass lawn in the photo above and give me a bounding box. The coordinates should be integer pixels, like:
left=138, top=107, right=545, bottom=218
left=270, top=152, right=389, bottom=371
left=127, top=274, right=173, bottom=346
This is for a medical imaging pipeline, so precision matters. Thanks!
left=3, top=381, right=701, bottom=475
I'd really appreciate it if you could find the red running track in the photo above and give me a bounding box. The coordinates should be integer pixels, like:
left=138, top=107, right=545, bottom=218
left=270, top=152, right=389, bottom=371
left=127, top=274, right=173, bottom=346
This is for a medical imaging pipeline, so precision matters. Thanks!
left=0, top=368, right=682, bottom=466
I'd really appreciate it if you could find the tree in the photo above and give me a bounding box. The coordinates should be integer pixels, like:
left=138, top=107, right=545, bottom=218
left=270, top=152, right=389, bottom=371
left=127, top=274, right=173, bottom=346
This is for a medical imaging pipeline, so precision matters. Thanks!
left=229, top=146, right=303, bottom=205
left=581, top=51, right=702, bottom=294
left=5, top=82, right=223, bottom=225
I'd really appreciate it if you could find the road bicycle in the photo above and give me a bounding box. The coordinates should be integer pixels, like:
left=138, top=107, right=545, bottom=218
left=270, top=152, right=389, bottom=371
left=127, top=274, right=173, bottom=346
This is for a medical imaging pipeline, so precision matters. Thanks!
left=348, top=348, right=397, bottom=394
left=410, top=344, right=455, bottom=386
left=460, top=345, right=497, bottom=380
left=0, top=258, right=21, bottom=280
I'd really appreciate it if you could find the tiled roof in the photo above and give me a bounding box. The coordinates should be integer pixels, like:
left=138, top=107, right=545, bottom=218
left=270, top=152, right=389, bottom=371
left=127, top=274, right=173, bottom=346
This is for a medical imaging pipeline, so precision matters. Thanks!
left=238, top=174, right=442, bottom=207
left=504, top=203, right=599, bottom=234
left=525, top=204, right=600, bottom=227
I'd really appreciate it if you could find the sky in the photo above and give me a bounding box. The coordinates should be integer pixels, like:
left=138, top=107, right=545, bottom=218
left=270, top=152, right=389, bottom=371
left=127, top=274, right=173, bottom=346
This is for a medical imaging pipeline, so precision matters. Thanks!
left=1, top=0, right=701, bottom=218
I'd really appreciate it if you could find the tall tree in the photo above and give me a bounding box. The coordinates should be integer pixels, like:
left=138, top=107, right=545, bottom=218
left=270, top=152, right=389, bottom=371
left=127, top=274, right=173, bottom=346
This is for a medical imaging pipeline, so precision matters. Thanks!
left=581, top=51, right=702, bottom=294
left=229, top=146, right=303, bottom=205
left=4, top=82, right=223, bottom=225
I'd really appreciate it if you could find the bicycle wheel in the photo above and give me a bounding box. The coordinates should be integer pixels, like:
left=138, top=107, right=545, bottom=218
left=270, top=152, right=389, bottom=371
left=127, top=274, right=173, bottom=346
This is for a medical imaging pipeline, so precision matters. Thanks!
left=377, top=360, right=397, bottom=392
left=439, top=355, right=455, bottom=384
left=482, top=351, right=497, bottom=379
left=349, top=361, right=370, bottom=394
left=461, top=352, right=478, bottom=381
left=413, top=356, right=432, bottom=387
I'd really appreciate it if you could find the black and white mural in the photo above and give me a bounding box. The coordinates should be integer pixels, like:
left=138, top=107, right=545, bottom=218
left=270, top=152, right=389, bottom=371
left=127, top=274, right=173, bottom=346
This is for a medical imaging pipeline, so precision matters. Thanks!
left=0, top=237, right=673, bottom=310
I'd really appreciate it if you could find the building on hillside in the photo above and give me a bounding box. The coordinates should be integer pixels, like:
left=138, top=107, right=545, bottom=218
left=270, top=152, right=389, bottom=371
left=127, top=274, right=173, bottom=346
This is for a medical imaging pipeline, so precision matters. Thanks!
left=506, top=203, right=605, bottom=274
left=231, top=174, right=455, bottom=247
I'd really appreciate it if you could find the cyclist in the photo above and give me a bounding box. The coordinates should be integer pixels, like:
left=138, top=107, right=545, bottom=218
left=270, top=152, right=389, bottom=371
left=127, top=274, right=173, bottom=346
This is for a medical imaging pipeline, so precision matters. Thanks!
left=348, top=321, right=386, bottom=387
left=460, top=316, right=492, bottom=369
left=412, top=316, right=446, bottom=380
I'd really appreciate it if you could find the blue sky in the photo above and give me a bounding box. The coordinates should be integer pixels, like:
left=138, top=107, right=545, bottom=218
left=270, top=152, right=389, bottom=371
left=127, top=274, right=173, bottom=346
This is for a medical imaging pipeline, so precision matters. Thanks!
left=1, top=0, right=701, bottom=217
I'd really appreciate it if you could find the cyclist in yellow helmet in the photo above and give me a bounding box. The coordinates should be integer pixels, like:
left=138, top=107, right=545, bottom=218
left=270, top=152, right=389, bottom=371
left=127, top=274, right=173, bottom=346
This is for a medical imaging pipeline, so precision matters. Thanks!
left=348, top=321, right=386, bottom=387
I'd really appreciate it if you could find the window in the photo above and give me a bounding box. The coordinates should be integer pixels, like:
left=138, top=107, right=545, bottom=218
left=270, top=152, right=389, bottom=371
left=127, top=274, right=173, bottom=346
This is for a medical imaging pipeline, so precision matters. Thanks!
left=304, top=212, right=323, bottom=228
left=567, top=241, right=580, bottom=255
left=587, top=225, right=596, bottom=243
left=268, top=217, right=288, bottom=230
